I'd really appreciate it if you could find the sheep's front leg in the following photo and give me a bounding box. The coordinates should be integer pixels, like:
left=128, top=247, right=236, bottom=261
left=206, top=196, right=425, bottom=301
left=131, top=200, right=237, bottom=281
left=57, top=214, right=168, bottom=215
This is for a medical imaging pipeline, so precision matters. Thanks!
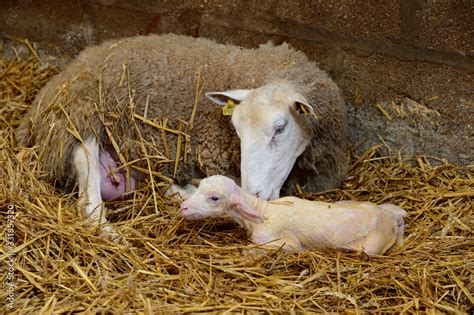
left=73, top=137, right=118, bottom=239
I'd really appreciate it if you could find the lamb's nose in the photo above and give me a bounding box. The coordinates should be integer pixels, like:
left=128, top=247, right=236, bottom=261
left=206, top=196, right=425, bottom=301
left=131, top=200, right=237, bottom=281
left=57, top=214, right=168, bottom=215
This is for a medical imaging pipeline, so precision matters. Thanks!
left=255, top=191, right=261, bottom=198
left=180, top=205, right=188, bottom=212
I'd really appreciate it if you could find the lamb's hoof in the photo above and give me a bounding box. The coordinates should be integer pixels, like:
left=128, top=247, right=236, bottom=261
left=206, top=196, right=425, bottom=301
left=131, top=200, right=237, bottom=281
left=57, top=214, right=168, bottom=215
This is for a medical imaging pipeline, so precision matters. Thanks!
left=100, top=224, right=128, bottom=245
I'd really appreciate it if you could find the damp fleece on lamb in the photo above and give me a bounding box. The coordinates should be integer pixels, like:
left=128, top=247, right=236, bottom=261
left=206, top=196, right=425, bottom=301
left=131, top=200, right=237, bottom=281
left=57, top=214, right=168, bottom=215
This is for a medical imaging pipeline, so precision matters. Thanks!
left=16, top=33, right=347, bottom=193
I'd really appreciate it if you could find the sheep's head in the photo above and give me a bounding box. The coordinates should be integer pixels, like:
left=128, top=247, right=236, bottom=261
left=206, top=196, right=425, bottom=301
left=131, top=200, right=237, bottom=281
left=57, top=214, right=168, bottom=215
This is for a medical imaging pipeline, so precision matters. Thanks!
left=206, top=81, right=314, bottom=200
left=180, top=175, right=263, bottom=223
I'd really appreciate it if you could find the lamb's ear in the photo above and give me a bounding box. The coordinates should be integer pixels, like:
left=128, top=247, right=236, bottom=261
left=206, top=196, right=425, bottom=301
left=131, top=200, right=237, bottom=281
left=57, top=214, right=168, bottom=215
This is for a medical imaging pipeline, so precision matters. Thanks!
left=227, top=191, right=263, bottom=223
left=205, top=89, right=252, bottom=106
left=292, top=96, right=315, bottom=116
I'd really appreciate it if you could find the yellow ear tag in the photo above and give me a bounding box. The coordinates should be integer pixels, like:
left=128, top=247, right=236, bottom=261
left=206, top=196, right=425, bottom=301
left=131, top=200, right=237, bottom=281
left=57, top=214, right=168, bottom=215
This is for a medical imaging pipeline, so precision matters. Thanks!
left=222, top=99, right=237, bottom=116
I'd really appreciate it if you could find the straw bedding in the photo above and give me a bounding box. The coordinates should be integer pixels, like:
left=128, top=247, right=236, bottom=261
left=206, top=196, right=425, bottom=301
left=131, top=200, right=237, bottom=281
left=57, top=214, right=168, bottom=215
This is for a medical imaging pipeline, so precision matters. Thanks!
left=1, top=42, right=472, bottom=313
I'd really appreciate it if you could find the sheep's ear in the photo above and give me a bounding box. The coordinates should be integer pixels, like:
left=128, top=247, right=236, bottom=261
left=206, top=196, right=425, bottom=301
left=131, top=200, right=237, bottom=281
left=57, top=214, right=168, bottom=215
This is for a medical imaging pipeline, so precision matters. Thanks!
left=292, top=97, right=315, bottom=116
left=205, top=89, right=252, bottom=106
left=227, top=192, right=263, bottom=223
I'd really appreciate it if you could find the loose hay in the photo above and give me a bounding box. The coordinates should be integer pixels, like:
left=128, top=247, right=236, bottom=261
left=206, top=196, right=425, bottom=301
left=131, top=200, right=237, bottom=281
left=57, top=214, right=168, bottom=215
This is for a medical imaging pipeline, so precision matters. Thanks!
left=1, top=42, right=473, bottom=313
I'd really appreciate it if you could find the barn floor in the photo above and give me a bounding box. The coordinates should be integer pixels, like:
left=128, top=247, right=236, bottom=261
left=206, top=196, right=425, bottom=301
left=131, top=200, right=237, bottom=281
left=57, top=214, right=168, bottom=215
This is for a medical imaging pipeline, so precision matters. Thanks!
left=1, top=42, right=473, bottom=313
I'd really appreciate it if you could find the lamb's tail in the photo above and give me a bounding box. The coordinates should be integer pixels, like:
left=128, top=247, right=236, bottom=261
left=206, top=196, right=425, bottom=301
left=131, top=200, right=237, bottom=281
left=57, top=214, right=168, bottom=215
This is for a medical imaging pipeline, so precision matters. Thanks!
left=379, top=204, right=407, bottom=248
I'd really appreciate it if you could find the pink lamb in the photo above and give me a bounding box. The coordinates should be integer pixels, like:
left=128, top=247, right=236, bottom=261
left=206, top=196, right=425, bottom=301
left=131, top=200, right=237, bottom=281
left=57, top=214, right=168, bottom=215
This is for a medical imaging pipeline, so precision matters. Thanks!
left=180, top=175, right=407, bottom=255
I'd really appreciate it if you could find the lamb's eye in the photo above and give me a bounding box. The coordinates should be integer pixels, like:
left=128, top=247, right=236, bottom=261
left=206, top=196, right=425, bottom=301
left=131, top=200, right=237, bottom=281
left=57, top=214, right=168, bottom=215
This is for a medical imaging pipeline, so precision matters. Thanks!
left=209, top=196, right=220, bottom=202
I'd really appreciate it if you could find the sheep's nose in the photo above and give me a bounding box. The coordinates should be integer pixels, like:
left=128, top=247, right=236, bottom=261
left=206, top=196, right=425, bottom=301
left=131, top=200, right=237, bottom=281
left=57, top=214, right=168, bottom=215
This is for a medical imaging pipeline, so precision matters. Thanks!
left=180, top=205, right=188, bottom=212
left=255, top=191, right=261, bottom=198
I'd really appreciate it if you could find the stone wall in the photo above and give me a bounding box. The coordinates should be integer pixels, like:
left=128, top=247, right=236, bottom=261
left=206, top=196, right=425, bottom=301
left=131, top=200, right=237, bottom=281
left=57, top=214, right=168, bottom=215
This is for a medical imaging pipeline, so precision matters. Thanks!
left=1, top=0, right=473, bottom=164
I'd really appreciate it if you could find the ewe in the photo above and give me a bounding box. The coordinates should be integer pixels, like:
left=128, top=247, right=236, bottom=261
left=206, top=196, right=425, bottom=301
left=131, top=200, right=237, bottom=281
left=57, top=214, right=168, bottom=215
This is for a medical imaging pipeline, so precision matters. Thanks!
left=17, top=34, right=347, bottom=236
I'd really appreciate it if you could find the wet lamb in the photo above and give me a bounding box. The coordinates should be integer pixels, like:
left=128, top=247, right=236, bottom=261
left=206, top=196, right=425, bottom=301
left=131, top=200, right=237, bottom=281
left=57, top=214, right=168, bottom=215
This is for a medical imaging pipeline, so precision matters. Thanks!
left=17, top=34, right=347, bottom=234
left=180, top=175, right=407, bottom=255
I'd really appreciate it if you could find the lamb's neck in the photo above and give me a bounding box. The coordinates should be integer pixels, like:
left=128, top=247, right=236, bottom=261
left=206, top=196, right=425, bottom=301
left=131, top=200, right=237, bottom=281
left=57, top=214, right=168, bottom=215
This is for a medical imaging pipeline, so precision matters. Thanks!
left=231, top=187, right=268, bottom=232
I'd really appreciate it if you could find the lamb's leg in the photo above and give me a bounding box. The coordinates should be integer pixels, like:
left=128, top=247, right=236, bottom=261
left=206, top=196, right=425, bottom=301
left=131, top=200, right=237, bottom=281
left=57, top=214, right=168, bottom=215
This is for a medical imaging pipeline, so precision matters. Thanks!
left=73, top=137, right=119, bottom=239
left=253, top=231, right=303, bottom=252
left=359, top=232, right=395, bottom=256
left=243, top=232, right=302, bottom=261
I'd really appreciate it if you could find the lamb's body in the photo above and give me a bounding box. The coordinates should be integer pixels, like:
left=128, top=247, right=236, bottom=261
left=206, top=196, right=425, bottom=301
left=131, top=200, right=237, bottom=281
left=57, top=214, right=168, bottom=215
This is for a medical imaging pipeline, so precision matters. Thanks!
left=181, top=176, right=407, bottom=255
left=251, top=198, right=405, bottom=254
left=17, top=33, right=346, bottom=193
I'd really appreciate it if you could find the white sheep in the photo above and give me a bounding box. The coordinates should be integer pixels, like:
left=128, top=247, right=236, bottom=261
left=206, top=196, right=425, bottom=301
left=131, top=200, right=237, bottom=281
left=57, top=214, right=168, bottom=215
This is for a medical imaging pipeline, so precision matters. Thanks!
left=17, top=34, right=347, bottom=235
left=180, top=175, right=407, bottom=255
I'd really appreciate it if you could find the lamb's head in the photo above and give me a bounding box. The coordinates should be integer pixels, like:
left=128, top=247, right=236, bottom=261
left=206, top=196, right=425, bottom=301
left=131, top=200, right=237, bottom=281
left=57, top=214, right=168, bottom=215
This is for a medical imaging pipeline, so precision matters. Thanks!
left=206, top=81, right=314, bottom=200
left=180, top=175, right=262, bottom=223
left=180, top=175, right=231, bottom=220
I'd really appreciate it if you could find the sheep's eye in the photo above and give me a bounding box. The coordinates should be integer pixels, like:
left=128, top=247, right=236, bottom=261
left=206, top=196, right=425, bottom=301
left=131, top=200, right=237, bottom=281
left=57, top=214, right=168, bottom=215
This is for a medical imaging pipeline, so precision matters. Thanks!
left=209, top=196, right=220, bottom=202
left=274, top=122, right=286, bottom=135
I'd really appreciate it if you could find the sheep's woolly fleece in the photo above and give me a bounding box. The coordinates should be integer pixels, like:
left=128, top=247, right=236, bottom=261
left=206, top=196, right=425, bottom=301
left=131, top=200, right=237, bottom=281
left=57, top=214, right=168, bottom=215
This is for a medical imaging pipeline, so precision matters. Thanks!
left=16, top=33, right=347, bottom=194
left=1, top=41, right=472, bottom=313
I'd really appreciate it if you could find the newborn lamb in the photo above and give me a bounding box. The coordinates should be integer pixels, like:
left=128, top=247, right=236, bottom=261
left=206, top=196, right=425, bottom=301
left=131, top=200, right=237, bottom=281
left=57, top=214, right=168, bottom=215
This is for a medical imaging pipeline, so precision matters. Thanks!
left=180, top=175, right=407, bottom=255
